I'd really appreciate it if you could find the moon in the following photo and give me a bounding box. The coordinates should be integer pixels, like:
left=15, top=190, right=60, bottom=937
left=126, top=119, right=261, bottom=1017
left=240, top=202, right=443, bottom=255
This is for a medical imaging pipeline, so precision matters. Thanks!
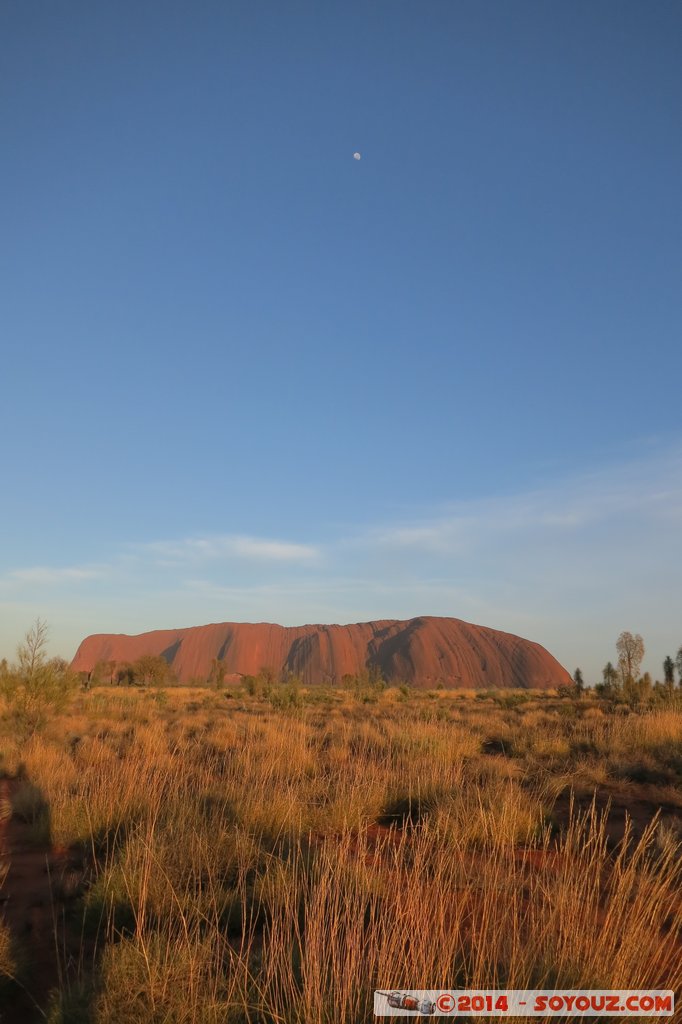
left=353, top=152, right=361, bottom=160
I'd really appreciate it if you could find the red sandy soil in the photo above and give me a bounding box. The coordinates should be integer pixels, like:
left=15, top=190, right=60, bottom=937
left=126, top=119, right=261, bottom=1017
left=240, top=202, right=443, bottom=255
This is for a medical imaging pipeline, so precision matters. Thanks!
left=71, top=615, right=571, bottom=688
left=552, top=783, right=682, bottom=849
left=0, top=778, right=88, bottom=1024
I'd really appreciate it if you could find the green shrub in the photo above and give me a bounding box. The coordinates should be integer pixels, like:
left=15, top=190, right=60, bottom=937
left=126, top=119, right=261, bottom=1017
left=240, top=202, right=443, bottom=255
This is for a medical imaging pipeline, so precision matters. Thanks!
left=1, top=620, right=78, bottom=739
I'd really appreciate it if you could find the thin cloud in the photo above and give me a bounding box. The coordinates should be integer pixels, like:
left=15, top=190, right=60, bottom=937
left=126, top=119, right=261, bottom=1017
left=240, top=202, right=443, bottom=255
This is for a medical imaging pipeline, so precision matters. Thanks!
left=141, top=533, right=321, bottom=565
left=3, top=565, right=107, bottom=586
left=229, top=536, right=321, bottom=562
left=367, top=448, right=682, bottom=555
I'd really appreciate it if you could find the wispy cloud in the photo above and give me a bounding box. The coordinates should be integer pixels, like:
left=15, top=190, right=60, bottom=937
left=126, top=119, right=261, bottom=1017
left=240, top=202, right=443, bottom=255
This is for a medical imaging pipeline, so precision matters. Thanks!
left=141, top=533, right=321, bottom=565
left=3, top=564, right=107, bottom=586
left=0, top=532, right=322, bottom=599
left=366, top=447, right=682, bottom=556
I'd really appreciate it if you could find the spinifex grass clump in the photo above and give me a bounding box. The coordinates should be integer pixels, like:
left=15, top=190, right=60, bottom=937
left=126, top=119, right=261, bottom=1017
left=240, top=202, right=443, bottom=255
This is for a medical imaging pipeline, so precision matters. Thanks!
left=0, top=686, right=679, bottom=1022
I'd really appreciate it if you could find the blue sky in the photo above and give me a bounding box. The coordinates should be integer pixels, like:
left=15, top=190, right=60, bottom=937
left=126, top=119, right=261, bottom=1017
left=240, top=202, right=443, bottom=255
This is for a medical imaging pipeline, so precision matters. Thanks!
left=2, top=2, right=681, bottom=680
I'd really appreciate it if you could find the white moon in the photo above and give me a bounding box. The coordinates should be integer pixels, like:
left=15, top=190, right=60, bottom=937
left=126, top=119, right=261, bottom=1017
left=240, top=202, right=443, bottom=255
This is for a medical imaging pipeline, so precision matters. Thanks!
left=353, top=152, right=361, bottom=160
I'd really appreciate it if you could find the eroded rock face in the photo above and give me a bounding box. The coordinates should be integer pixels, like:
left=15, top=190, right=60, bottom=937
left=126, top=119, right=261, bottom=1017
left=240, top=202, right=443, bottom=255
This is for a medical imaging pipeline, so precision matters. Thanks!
left=71, top=616, right=570, bottom=689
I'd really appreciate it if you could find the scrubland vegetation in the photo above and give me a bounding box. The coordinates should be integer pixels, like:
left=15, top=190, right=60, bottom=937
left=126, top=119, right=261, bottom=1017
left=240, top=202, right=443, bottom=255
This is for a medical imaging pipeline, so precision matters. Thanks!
left=0, top=629, right=681, bottom=1022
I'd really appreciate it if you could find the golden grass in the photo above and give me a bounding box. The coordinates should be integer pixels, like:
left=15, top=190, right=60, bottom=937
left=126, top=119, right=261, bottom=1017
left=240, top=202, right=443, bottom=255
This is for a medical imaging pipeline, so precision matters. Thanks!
left=0, top=688, right=680, bottom=1022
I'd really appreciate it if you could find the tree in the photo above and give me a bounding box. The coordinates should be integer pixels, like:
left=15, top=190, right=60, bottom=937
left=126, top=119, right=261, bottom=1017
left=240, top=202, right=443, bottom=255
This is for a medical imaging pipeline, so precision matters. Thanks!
left=133, top=654, right=170, bottom=686
left=663, top=655, right=675, bottom=692
left=641, top=671, right=653, bottom=691
left=2, top=620, right=77, bottom=737
left=92, top=659, right=117, bottom=685
left=600, top=661, right=619, bottom=695
left=209, top=658, right=226, bottom=689
left=676, top=646, right=682, bottom=688
left=17, top=618, right=50, bottom=690
left=116, top=663, right=136, bottom=686
left=624, top=671, right=651, bottom=708
left=573, top=668, right=585, bottom=696
left=367, top=665, right=386, bottom=689
left=616, top=631, right=645, bottom=687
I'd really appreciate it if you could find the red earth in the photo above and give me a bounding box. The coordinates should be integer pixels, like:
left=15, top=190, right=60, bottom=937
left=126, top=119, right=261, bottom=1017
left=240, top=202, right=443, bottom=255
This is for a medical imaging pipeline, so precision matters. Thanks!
left=71, top=615, right=571, bottom=688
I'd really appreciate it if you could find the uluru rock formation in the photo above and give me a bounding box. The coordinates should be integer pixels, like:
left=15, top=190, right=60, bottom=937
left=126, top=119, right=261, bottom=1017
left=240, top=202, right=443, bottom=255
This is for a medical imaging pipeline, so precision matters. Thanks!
left=71, top=616, right=571, bottom=689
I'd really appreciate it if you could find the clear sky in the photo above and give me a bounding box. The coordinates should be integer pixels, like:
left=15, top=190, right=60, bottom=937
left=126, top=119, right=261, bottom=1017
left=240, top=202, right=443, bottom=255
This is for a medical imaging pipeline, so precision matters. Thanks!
left=2, top=1, right=681, bottom=681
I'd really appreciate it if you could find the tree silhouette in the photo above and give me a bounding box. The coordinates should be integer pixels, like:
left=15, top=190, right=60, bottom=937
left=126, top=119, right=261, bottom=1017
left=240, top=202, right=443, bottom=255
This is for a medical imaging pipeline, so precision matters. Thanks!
left=602, top=661, right=619, bottom=693
left=663, top=655, right=675, bottom=691
left=676, top=646, right=682, bottom=688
